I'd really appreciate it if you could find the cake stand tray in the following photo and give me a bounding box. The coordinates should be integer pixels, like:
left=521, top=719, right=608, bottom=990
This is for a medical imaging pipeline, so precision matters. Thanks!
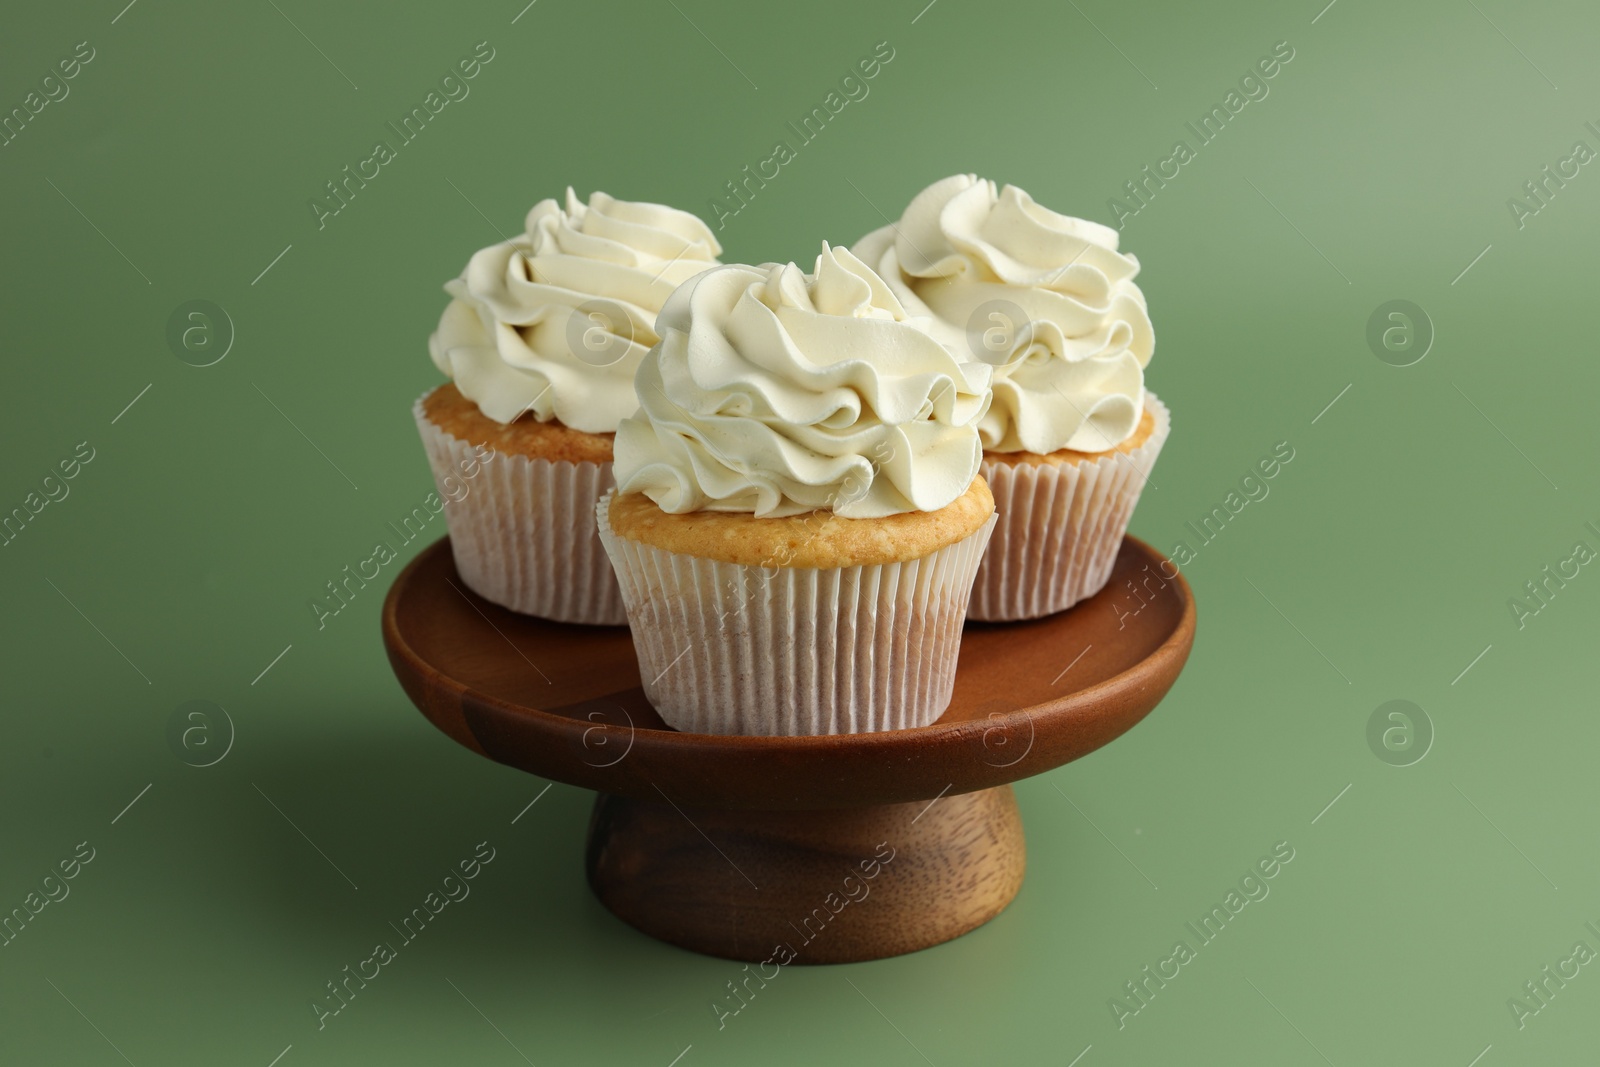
left=382, top=536, right=1195, bottom=963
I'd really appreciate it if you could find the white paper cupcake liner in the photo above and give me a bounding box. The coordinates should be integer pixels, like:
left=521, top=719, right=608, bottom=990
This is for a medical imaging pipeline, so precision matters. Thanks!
left=414, top=397, right=626, bottom=625
left=595, top=492, right=997, bottom=736
left=969, top=393, right=1170, bottom=622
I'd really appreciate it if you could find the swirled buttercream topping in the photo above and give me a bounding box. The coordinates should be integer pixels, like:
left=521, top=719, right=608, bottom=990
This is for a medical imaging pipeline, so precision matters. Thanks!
left=613, top=245, right=991, bottom=518
left=853, top=174, right=1152, bottom=454
left=429, top=189, right=721, bottom=433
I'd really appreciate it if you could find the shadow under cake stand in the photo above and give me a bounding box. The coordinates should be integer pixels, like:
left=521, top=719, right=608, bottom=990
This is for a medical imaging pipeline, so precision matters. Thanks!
left=382, top=536, right=1195, bottom=964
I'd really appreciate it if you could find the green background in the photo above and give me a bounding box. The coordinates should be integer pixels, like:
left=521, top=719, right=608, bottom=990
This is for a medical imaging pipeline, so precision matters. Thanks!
left=2, top=0, right=1596, bottom=1063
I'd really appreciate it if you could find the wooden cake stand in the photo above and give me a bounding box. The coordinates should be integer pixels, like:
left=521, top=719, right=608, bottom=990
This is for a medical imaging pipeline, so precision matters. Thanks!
left=382, top=537, right=1194, bottom=964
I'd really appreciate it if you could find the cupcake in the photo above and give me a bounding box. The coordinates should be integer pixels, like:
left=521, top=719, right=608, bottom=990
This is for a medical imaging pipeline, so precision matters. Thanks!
left=853, top=175, right=1169, bottom=620
left=596, top=245, right=997, bottom=735
left=420, top=189, right=721, bottom=624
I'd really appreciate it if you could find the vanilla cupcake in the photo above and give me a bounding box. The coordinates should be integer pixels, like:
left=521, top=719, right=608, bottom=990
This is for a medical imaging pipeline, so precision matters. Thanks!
left=597, top=245, right=997, bottom=735
left=854, top=175, right=1169, bottom=620
left=420, top=189, right=721, bottom=624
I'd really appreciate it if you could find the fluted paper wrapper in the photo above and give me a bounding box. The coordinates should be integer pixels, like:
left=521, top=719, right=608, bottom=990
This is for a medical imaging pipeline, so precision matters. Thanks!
left=596, top=493, right=996, bottom=736
left=970, top=393, right=1170, bottom=622
left=414, top=398, right=625, bottom=625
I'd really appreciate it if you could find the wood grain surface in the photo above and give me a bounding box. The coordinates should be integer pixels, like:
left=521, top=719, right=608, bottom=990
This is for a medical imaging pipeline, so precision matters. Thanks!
left=382, top=535, right=1195, bottom=810
left=586, top=785, right=1026, bottom=964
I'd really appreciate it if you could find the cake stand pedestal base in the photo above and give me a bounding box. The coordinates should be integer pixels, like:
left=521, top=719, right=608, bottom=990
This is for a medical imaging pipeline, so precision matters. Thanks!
left=585, top=785, right=1025, bottom=964
left=383, top=536, right=1195, bottom=963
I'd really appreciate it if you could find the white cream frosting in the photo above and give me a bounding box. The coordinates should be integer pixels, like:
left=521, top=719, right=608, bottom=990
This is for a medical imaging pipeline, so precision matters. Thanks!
left=853, top=174, right=1153, bottom=454
left=428, top=189, right=721, bottom=434
left=613, top=245, right=992, bottom=518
